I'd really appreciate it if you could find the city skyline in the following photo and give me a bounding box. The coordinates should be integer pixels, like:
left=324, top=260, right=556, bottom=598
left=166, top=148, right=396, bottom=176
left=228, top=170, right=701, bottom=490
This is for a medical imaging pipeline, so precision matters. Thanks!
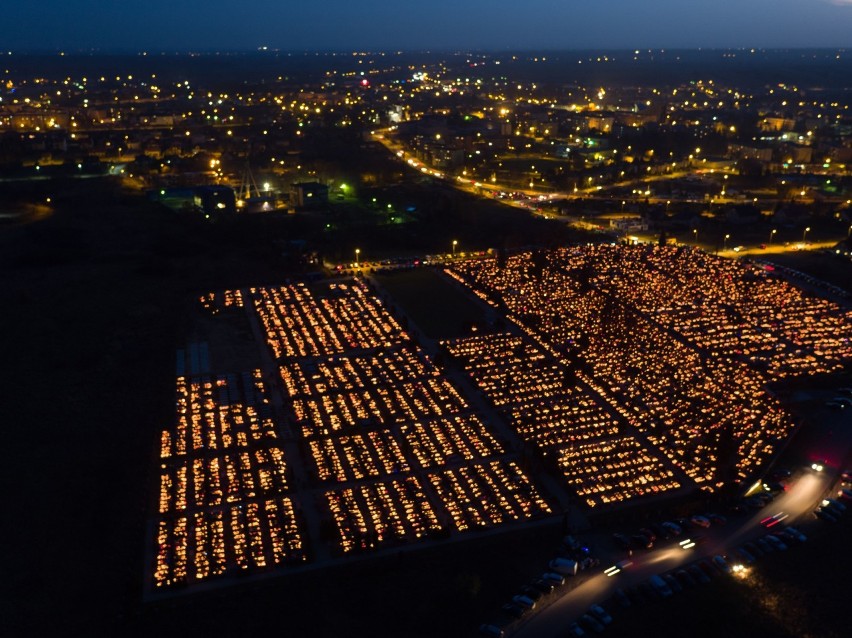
left=4, top=0, right=852, bottom=52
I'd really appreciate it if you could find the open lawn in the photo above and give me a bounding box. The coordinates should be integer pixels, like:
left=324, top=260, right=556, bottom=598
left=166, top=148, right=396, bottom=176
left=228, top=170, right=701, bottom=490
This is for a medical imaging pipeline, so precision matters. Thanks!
left=375, top=267, right=491, bottom=340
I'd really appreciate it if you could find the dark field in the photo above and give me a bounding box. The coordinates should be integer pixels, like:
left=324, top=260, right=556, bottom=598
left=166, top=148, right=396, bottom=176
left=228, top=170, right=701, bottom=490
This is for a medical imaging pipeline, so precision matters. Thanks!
left=375, top=267, right=488, bottom=339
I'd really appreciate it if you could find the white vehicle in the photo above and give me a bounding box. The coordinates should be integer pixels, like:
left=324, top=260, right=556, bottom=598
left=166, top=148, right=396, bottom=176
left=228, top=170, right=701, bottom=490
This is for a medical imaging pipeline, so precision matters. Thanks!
left=549, top=558, right=579, bottom=576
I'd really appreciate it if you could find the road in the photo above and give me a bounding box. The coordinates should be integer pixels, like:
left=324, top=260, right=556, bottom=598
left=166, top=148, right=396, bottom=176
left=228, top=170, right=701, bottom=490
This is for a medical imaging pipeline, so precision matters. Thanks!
left=509, top=402, right=852, bottom=638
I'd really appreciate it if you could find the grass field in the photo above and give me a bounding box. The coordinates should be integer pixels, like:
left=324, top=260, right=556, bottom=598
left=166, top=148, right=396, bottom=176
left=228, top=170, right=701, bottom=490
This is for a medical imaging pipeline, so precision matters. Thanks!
left=375, top=267, right=490, bottom=339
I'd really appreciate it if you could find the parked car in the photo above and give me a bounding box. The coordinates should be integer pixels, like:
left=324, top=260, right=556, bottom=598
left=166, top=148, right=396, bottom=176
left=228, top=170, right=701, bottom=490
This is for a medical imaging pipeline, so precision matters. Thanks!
left=661, top=521, right=682, bottom=536
left=613, top=588, right=631, bottom=608
left=815, top=508, right=838, bottom=523
left=579, top=613, right=605, bottom=634
left=824, top=498, right=847, bottom=512
left=690, top=515, right=712, bottom=528
left=779, top=528, right=805, bottom=544
left=501, top=603, right=526, bottom=619
left=589, top=604, right=612, bottom=625
left=479, top=624, right=504, bottom=637
left=612, top=533, right=632, bottom=550
left=638, top=528, right=657, bottom=543
left=566, top=622, right=586, bottom=637
left=707, top=512, right=728, bottom=525
left=744, top=541, right=762, bottom=558
left=542, top=572, right=565, bottom=586
left=520, top=586, right=543, bottom=601
left=712, top=555, right=732, bottom=574
left=631, top=534, right=654, bottom=549
left=735, top=547, right=756, bottom=563
left=650, top=523, right=671, bottom=540
left=675, top=569, right=696, bottom=587
left=765, top=534, right=788, bottom=551
left=688, top=564, right=710, bottom=584
left=530, top=579, right=555, bottom=594
left=512, top=595, right=536, bottom=610
left=756, top=538, right=774, bottom=554
left=663, top=573, right=683, bottom=593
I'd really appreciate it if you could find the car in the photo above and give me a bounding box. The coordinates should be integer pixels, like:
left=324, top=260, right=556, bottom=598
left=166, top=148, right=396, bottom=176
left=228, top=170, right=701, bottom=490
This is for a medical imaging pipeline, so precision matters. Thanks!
left=512, top=595, right=536, bottom=610
left=765, top=534, right=788, bottom=551
left=820, top=501, right=844, bottom=517
left=649, top=523, right=671, bottom=540
left=542, top=572, right=566, bottom=586
left=762, top=481, right=786, bottom=493
left=698, top=560, right=717, bottom=577
left=744, top=496, right=766, bottom=510
left=824, top=498, right=847, bottom=513
left=713, top=555, right=732, bottom=574
left=613, top=588, right=631, bottom=608
left=566, top=622, right=586, bottom=637
left=688, top=564, right=710, bottom=585
left=707, top=512, right=728, bottom=525
left=735, top=547, right=756, bottom=563
left=520, top=586, right=543, bottom=602
left=815, top=508, right=838, bottom=523
left=826, top=401, right=845, bottom=409
left=501, top=603, right=526, bottom=619
left=638, top=528, right=657, bottom=543
left=675, top=517, right=694, bottom=530
left=744, top=541, right=762, bottom=558
left=663, top=573, right=683, bottom=593
left=612, top=533, right=632, bottom=550
left=589, top=604, right=613, bottom=625
left=631, top=534, right=654, bottom=549
left=756, top=538, right=774, bottom=554
left=690, top=515, right=712, bottom=528
left=661, top=521, right=682, bottom=536
left=530, top=579, right=556, bottom=594
left=675, top=569, right=696, bottom=588
left=779, top=528, right=806, bottom=544
left=840, top=488, right=852, bottom=501
left=479, top=624, right=504, bottom=637
left=579, top=613, right=605, bottom=634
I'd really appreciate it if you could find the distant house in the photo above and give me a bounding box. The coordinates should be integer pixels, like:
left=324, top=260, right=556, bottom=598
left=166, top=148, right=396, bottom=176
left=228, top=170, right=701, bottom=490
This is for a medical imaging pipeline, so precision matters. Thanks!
left=290, top=182, right=328, bottom=208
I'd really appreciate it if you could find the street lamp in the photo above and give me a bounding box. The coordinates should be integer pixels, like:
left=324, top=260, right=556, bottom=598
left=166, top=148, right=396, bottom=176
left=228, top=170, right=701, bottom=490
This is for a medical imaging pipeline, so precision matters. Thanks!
left=724, top=234, right=730, bottom=250
left=355, top=248, right=360, bottom=266
left=693, top=228, right=698, bottom=244
left=452, top=239, right=458, bottom=257
left=769, top=229, right=777, bottom=244
left=802, top=226, right=810, bottom=243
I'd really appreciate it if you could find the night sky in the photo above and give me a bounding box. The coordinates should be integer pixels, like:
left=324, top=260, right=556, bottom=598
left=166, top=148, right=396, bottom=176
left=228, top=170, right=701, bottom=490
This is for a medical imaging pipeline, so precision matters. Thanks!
left=4, top=0, right=852, bottom=51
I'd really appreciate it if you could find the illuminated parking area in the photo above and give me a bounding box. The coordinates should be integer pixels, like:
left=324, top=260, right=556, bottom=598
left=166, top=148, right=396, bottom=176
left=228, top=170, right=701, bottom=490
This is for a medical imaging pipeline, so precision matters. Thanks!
left=153, top=371, right=306, bottom=589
